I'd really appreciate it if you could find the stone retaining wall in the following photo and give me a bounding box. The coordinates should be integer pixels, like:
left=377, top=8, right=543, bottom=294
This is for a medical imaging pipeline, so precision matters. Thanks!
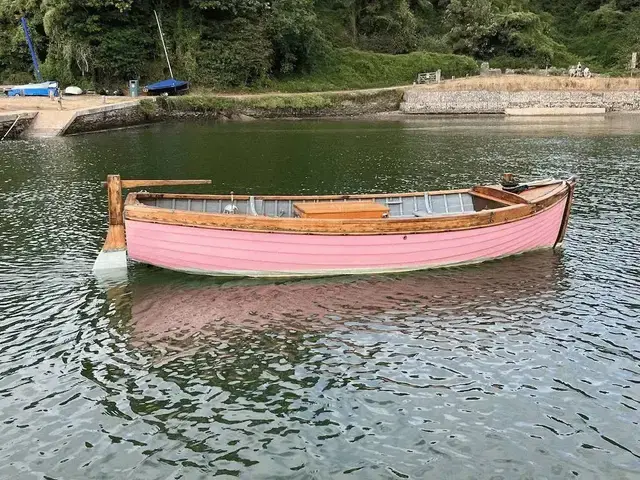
left=401, top=90, right=640, bottom=114
left=63, top=101, right=159, bottom=135
left=0, top=112, right=37, bottom=139
left=156, top=89, right=405, bottom=119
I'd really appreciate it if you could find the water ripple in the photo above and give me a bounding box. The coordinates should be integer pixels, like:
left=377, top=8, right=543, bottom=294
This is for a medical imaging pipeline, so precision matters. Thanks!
left=1, top=118, right=639, bottom=478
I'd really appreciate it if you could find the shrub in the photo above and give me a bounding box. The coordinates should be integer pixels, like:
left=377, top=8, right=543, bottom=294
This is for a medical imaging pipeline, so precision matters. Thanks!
left=270, top=48, right=478, bottom=92
left=0, top=72, right=35, bottom=84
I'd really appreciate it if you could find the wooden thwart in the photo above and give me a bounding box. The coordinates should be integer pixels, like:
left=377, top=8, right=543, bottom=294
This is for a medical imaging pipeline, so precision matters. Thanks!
left=294, top=201, right=390, bottom=219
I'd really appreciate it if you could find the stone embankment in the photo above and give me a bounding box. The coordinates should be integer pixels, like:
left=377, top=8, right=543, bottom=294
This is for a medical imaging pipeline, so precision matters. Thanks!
left=0, top=97, right=149, bottom=139
left=0, top=89, right=404, bottom=139
left=400, top=90, right=640, bottom=114
left=63, top=101, right=149, bottom=135
left=150, top=88, right=405, bottom=119
left=0, top=112, right=37, bottom=139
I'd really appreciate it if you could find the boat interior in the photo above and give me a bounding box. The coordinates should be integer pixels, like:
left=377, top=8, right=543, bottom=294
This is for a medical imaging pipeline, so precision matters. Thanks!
left=131, top=182, right=566, bottom=220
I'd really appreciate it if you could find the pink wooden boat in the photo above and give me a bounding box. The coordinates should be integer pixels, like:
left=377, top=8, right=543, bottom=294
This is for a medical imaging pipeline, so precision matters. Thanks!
left=93, top=174, right=576, bottom=277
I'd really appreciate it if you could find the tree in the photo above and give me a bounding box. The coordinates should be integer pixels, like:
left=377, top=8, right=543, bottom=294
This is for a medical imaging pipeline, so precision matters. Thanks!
left=0, top=0, right=636, bottom=86
left=268, top=0, right=328, bottom=74
left=445, top=0, right=498, bottom=57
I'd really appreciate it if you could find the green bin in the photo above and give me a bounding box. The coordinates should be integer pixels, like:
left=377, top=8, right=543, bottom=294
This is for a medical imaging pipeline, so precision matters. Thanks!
left=129, top=80, right=139, bottom=97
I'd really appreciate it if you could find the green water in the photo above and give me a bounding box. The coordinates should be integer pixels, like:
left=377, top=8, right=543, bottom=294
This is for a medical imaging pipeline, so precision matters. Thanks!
left=0, top=116, right=639, bottom=479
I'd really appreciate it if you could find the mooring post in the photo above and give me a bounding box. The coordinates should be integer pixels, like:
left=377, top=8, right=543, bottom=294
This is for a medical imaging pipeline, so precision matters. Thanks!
left=93, top=174, right=127, bottom=271
left=501, top=173, right=515, bottom=185
left=500, top=172, right=520, bottom=191
left=104, top=174, right=126, bottom=251
left=92, top=175, right=212, bottom=274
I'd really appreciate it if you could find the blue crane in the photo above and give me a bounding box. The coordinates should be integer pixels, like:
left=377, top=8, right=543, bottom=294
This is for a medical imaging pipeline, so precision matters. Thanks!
left=21, top=17, right=43, bottom=83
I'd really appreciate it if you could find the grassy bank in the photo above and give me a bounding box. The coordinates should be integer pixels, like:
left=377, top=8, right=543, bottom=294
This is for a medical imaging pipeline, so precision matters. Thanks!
left=420, top=75, right=640, bottom=92
left=268, top=49, right=478, bottom=92
left=146, top=89, right=405, bottom=118
left=189, top=49, right=479, bottom=94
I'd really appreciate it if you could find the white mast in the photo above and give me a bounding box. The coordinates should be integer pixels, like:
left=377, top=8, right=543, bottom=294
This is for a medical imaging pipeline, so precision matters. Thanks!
left=154, top=10, right=174, bottom=79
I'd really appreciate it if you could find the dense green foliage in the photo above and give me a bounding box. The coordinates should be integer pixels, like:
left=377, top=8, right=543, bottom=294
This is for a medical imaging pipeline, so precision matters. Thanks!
left=534, top=0, right=640, bottom=68
left=264, top=48, right=478, bottom=91
left=0, top=0, right=637, bottom=89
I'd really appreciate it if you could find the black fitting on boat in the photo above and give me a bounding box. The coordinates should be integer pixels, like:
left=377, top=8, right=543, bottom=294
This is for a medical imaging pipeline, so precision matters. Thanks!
left=500, top=172, right=525, bottom=193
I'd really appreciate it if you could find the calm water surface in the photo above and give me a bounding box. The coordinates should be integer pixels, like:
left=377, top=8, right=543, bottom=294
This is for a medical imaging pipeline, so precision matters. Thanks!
left=0, top=116, right=639, bottom=479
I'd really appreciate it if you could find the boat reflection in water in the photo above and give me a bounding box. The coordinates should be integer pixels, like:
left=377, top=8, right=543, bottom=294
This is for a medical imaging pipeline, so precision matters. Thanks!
left=125, top=250, right=568, bottom=352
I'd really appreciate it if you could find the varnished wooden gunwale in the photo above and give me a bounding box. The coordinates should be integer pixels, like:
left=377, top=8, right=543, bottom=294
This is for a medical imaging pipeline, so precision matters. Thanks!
left=126, top=188, right=473, bottom=202
left=518, top=183, right=565, bottom=202
left=470, top=186, right=531, bottom=205
left=123, top=182, right=571, bottom=236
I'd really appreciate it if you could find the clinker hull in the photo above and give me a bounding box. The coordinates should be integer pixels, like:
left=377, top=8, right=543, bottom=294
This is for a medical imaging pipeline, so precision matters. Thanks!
left=125, top=195, right=568, bottom=277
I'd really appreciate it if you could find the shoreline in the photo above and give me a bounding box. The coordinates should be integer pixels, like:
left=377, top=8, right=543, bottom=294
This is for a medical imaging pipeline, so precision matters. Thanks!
left=65, top=109, right=640, bottom=139
left=2, top=78, right=640, bottom=139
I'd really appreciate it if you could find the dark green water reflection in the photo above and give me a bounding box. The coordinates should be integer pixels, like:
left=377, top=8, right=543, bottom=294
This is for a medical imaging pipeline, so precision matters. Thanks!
left=0, top=115, right=639, bottom=479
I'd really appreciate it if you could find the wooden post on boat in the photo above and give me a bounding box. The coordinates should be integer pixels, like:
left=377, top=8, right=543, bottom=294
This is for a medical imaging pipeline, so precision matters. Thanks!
left=500, top=172, right=520, bottom=192
left=93, top=174, right=212, bottom=272
left=501, top=173, right=516, bottom=186
left=93, top=174, right=127, bottom=271
left=105, top=174, right=126, bottom=251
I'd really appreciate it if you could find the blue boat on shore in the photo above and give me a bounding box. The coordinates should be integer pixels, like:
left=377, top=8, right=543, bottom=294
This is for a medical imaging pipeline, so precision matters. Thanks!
left=143, top=78, right=189, bottom=96
left=8, top=81, right=59, bottom=97
left=143, top=11, right=189, bottom=97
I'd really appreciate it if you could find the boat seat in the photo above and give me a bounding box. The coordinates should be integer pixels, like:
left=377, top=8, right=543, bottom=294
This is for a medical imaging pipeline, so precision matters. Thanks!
left=294, top=201, right=389, bottom=219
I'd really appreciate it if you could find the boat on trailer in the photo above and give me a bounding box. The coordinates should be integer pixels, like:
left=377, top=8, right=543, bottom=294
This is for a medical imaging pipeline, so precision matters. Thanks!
left=93, top=174, right=576, bottom=277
